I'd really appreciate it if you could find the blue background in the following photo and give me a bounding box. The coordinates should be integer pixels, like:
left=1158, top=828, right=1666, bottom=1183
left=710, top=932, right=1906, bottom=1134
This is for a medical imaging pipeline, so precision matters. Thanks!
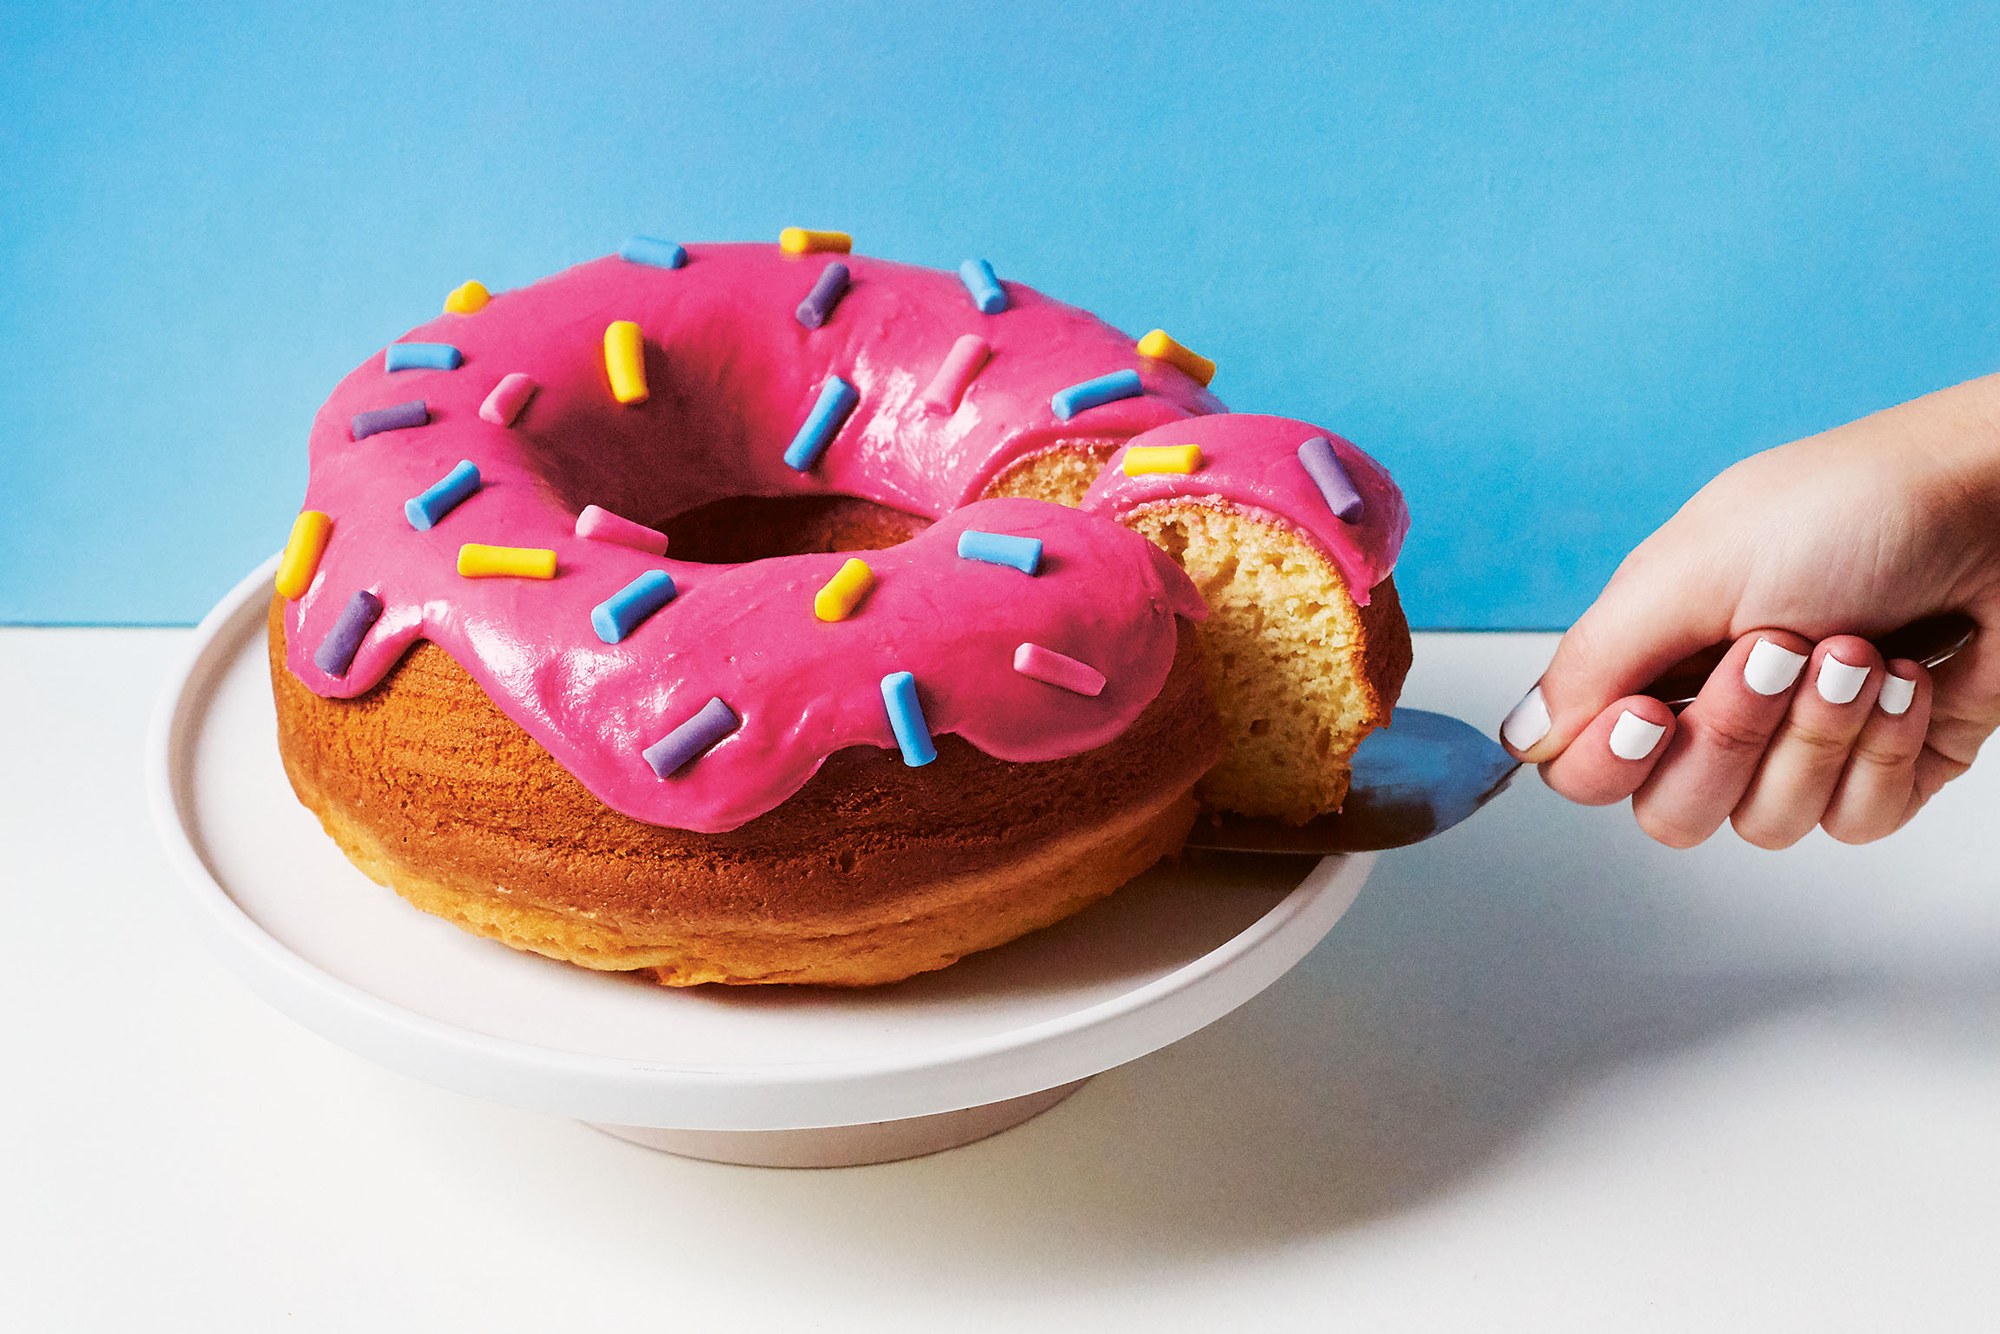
left=5, top=2, right=1997, bottom=627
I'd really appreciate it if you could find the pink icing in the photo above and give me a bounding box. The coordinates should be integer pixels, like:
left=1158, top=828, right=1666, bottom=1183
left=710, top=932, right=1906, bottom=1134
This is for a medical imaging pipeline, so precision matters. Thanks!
left=1080, top=414, right=1409, bottom=605
left=283, top=244, right=1407, bottom=833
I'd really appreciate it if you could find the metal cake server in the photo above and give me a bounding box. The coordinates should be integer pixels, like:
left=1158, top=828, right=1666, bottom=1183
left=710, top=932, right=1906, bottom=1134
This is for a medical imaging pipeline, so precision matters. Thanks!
left=1184, top=612, right=1977, bottom=855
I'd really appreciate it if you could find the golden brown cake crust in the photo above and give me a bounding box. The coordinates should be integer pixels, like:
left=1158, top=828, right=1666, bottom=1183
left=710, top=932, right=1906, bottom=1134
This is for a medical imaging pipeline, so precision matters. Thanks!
left=269, top=595, right=1222, bottom=986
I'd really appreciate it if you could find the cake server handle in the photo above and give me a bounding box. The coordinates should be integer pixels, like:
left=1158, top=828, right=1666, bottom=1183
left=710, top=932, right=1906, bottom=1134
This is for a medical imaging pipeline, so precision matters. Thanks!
left=1184, top=611, right=1976, bottom=855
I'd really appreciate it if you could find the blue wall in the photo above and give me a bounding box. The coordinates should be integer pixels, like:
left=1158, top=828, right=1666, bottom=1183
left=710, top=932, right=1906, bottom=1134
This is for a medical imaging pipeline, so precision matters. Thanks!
left=6, top=2, right=1996, bottom=627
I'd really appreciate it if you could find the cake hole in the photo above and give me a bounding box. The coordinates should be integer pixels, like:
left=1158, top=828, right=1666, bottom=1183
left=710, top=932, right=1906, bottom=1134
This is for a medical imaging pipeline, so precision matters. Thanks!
left=657, top=494, right=933, bottom=564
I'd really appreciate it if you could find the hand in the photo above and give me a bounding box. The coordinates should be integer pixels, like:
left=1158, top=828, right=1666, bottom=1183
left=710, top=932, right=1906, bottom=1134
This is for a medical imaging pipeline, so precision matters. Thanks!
left=1500, top=374, right=2000, bottom=847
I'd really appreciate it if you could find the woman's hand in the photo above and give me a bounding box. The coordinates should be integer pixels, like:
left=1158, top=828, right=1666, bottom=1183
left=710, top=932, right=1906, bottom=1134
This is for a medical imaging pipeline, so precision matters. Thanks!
left=1500, top=375, right=2000, bottom=847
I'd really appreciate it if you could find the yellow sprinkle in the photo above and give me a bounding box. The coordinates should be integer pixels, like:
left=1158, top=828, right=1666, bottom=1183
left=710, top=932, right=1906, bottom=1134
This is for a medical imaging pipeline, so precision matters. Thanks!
left=274, top=510, right=333, bottom=599
left=1136, top=329, right=1216, bottom=387
left=444, top=280, right=491, bottom=314
left=457, top=544, right=557, bottom=579
left=603, top=320, right=649, bottom=405
left=779, top=227, right=852, bottom=256
left=1122, top=443, right=1203, bottom=476
left=813, top=557, right=876, bottom=622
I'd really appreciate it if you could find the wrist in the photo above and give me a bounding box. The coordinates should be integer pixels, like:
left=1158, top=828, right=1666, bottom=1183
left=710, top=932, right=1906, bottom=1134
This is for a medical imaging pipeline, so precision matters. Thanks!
left=1923, top=373, right=2000, bottom=515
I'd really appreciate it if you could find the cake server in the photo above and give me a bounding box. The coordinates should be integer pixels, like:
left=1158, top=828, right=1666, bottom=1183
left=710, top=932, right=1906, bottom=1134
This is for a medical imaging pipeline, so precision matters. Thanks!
left=1184, top=612, right=1977, bottom=855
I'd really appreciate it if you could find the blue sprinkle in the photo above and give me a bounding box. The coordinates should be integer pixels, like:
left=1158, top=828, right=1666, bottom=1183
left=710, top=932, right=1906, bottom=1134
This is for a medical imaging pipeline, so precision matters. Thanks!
left=384, top=342, right=463, bottom=373
left=313, top=589, right=384, bottom=677
left=352, top=399, right=428, bottom=439
left=644, top=696, right=739, bottom=777
left=404, top=460, right=481, bottom=530
left=619, top=236, right=688, bottom=269
left=782, top=375, right=859, bottom=471
left=958, top=259, right=1007, bottom=314
left=796, top=260, right=850, bottom=329
left=1050, top=368, right=1142, bottom=422
left=880, top=671, right=936, bottom=767
left=956, top=528, right=1043, bottom=575
left=1297, top=435, right=1366, bottom=523
left=591, top=569, right=678, bottom=644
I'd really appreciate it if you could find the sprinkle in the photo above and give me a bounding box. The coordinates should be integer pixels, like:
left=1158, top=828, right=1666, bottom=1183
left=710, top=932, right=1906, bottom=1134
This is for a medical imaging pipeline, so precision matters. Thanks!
left=444, top=280, right=490, bottom=314
left=591, top=569, right=678, bottom=644
left=313, top=590, right=383, bottom=677
left=1122, top=443, right=1203, bottom=476
left=1051, top=368, right=1142, bottom=422
left=604, top=320, right=649, bottom=405
left=1136, top=329, right=1216, bottom=387
left=957, top=259, right=1007, bottom=314
left=956, top=529, right=1042, bottom=575
left=274, top=510, right=333, bottom=599
left=795, top=261, right=850, bottom=329
left=351, top=399, right=428, bottom=439
left=920, top=334, right=992, bottom=413
left=644, top=697, right=740, bottom=777
left=457, top=544, right=557, bottom=579
left=575, top=504, right=669, bottom=555
left=619, top=236, right=688, bottom=269
left=1013, top=643, right=1106, bottom=697
left=404, top=460, right=481, bottom=530
left=880, top=671, right=936, bottom=767
left=383, top=342, right=462, bottom=373
left=779, top=227, right=851, bottom=256
left=479, top=373, right=539, bottom=426
left=783, top=375, right=859, bottom=471
left=1297, top=435, right=1365, bottom=523
left=813, top=558, right=875, bottom=622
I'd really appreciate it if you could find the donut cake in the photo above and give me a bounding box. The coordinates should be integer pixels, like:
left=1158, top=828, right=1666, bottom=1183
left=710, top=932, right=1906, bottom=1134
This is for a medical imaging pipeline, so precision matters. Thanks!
left=270, top=233, right=1411, bottom=986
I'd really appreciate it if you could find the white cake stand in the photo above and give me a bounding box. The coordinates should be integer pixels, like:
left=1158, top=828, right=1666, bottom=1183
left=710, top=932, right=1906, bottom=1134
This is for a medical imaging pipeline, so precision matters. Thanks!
left=148, top=560, right=1373, bottom=1167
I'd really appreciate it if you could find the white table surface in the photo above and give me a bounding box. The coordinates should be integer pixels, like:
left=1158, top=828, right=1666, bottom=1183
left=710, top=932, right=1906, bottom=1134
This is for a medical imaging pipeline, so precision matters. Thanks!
left=4, top=626, right=1996, bottom=1331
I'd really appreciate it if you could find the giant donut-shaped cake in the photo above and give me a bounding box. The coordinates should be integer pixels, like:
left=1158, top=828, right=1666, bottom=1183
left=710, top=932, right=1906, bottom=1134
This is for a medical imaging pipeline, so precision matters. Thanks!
left=270, top=235, right=1411, bottom=986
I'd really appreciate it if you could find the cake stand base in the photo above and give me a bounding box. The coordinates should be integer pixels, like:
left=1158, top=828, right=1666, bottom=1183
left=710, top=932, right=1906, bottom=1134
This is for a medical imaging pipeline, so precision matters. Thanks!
left=588, top=1079, right=1088, bottom=1168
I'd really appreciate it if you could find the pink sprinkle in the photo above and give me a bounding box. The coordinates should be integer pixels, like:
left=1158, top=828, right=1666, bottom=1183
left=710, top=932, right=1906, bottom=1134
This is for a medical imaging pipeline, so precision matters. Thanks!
left=479, top=373, right=539, bottom=426
left=1013, top=642, right=1106, bottom=697
left=575, top=503, right=669, bottom=555
left=920, top=334, right=992, bottom=413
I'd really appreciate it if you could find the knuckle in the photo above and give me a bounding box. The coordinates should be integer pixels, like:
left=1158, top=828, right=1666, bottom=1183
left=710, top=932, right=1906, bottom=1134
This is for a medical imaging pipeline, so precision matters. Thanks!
left=1730, top=810, right=1804, bottom=850
left=1636, top=805, right=1711, bottom=849
left=1775, top=721, right=1857, bottom=759
left=1822, top=813, right=1886, bottom=846
left=1684, top=710, right=1778, bottom=757
left=1848, top=732, right=1924, bottom=770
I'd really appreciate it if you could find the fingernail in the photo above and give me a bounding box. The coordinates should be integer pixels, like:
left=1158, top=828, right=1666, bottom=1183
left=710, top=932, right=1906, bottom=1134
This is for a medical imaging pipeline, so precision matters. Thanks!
left=1501, top=685, right=1551, bottom=751
left=1815, top=654, right=1869, bottom=705
left=1879, top=673, right=1916, bottom=716
left=1608, top=710, right=1667, bottom=761
left=1743, top=639, right=1808, bottom=696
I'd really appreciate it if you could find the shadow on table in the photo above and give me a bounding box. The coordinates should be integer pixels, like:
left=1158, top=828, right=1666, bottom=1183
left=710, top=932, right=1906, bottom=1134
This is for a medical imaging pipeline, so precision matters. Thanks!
left=428, top=782, right=2000, bottom=1287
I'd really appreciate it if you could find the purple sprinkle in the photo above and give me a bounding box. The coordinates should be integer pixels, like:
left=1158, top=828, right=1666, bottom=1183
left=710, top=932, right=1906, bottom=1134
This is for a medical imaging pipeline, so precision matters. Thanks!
left=352, top=399, right=429, bottom=440
left=1297, top=435, right=1365, bottom=524
left=312, top=590, right=384, bottom=676
left=643, top=697, right=740, bottom=777
left=795, top=261, right=850, bottom=329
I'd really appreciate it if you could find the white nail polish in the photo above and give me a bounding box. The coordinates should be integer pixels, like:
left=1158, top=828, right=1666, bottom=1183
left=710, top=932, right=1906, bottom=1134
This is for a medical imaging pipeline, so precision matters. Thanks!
left=1608, top=710, right=1667, bottom=761
left=1816, top=654, right=1869, bottom=705
left=1501, top=685, right=1551, bottom=751
left=1879, top=673, right=1916, bottom=716
left=1743, top=639, right=1808, bottom=696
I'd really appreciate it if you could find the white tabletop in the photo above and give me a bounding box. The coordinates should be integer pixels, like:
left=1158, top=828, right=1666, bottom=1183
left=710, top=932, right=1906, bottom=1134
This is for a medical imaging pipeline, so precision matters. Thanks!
left=4, top=627, right=1996, bottom=1331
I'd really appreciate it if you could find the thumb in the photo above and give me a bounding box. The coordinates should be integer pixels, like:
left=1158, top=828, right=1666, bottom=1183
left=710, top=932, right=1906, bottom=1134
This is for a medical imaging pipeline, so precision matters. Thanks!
left=1501, top=552, right=1736, bottom=761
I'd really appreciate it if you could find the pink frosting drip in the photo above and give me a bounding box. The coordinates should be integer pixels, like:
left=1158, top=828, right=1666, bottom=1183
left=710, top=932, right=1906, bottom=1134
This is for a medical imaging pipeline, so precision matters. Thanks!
left=1079, top=414, right=1409, bottom=605
left=283, top=244, right=1407, bottom=832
